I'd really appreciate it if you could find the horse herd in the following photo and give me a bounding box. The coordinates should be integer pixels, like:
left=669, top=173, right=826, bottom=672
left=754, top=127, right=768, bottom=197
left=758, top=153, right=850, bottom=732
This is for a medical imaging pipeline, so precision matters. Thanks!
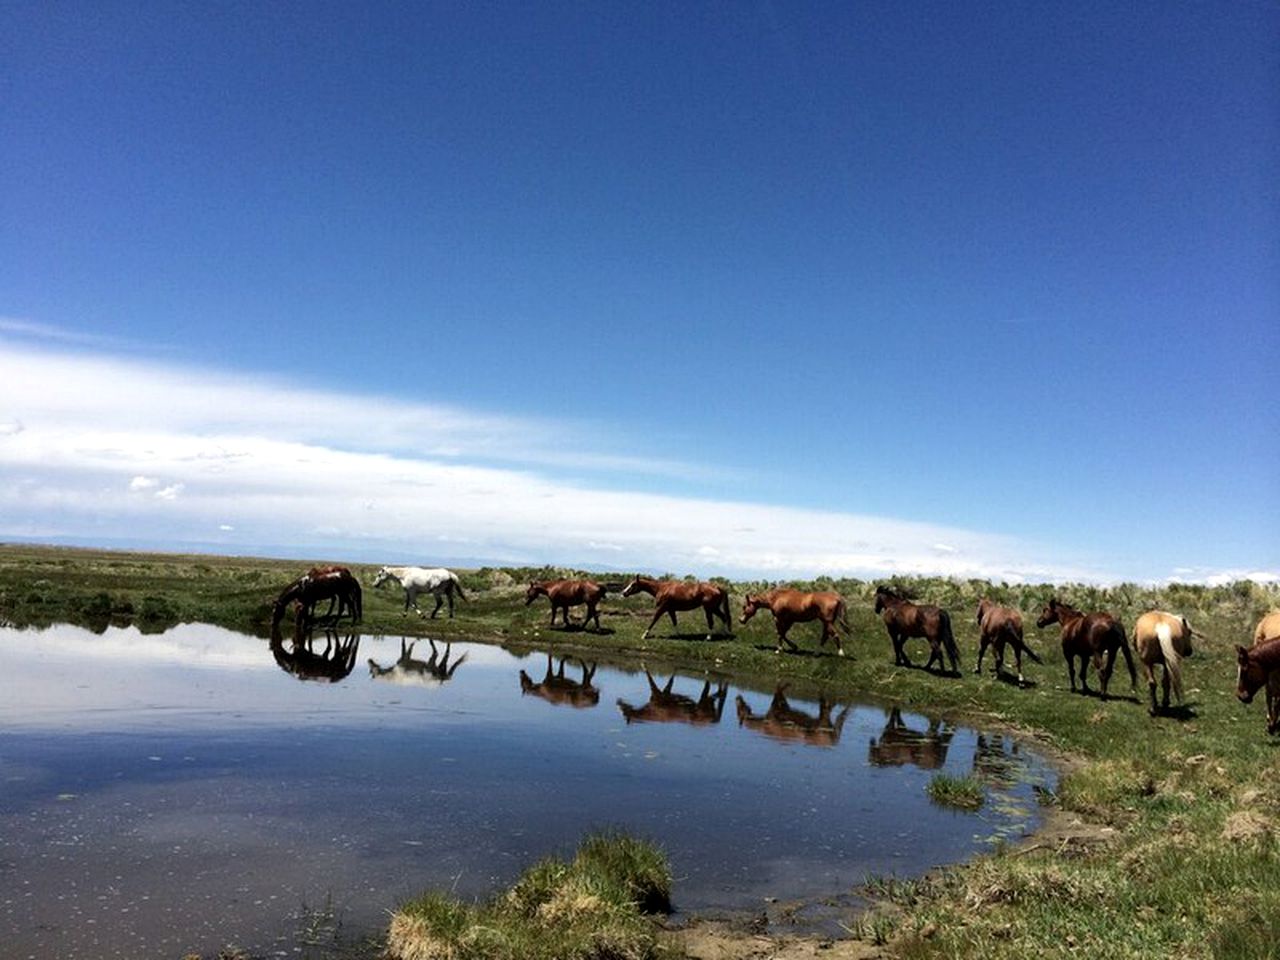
left=269, top=565, right=1280, bottom=736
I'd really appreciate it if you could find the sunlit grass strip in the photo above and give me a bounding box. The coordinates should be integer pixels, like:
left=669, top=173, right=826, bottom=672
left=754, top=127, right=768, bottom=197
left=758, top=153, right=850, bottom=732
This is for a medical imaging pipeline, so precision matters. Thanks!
left=927, top=773, right=985, bottom=811
left=387, top=831, right=674, bottom=960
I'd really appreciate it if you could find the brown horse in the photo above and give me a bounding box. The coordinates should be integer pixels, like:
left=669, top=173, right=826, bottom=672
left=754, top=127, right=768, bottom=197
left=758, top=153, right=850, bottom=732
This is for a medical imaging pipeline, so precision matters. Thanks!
left=740, top=588, right=849, bottom=656
left=975, top=598, right=1040, bottom=684
left=867, top=707, right=954, bottom=770
left=1236, top=636, right=1280, bottom=735
left=735, top=684, right=850, bottom=747
left=525, top=579, right=606, bottom=631
left=1036, top=598, right=1136, bottom=699
left=271, top=566, right=362, bottom=638
left=519, top=655, right=600, bottom=708
left=617, top=666, right=728, bottom=725
left=270, top=630, right=361, bottom=683
left=1132, top=611, right=1196, bottom=716
left=874, top=586, right=960, bottom=673
left=620, top=576, right=732, bottom=640
left=1254, top=610, right=1280, bottom=646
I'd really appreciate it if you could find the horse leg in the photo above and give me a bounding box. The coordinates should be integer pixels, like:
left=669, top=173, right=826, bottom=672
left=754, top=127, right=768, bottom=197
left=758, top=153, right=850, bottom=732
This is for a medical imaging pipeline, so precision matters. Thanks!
left=446, top=587, right=455, bottom=619
left=430, top=593, right=444, bottom=619
left=975, top=637, right=988, bottom=676
left=826, top=620, right=845, bottom=657
left=1067, top=653, right=1078, bottom=694
left=1099, top=650, right=1116, bottom=700
left=704, top=605, right=715, bottom=641
left=1160, top=665, right=1172, bottom=712
left=1012, top=644, right=1024, bottom=685
left=776, top=621, right=799, bottom=654
left=588, top=601, right=601, bottom=632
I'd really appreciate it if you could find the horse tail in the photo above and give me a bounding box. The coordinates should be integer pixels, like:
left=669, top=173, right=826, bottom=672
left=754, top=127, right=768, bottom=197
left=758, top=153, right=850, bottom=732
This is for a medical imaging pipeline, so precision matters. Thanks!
left=1156, top=622, right=1184, bottom=703
left=940, top=610, right=960, bottom=669
left=837, top=598, right=851, bottom=633
left=1021, top=634, right=1043, bottom=664
left=1117, top=624, right=1138, bottom=690
left=452, top=574, right=467, bottom=602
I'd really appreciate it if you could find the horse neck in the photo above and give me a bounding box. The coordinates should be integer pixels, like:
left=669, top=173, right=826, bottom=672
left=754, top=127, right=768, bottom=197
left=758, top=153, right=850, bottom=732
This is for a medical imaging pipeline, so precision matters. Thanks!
left=629, top=577, right=659, bottom=596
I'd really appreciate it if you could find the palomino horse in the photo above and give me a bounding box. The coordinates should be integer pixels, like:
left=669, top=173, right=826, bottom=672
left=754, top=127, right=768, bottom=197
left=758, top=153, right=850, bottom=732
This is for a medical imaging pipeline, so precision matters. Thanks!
left=975, top=598, right=1041, bottom=684
left=874, top=586, right=960, bottom=673
left=1036, top=598, right=1136, bottom=699
left=740, top=588, right=849, bottom=656
left=620, top=576, right=732, bottom=640
left=735, top=684, right=850, bottom=747
left=525, top=579, right=606, bottom=631
left=270, top=630, right=361, bottom=683
left=519, top=655, right=600, bottom=708
left=1236, top=636, right=1280, bottom=735
left=616, top=667, right=728, bottom=725
left=1132, top=611, right=1197, bottom=716
left=372, top=566, right=467, bottom=619
left=1254, top=610, right=1280, bottom=646
left=367, top=638, right=467, bottom=687
left=271, top=566, right=362, bottom=638
left=867, top=707, right=954, bottom=770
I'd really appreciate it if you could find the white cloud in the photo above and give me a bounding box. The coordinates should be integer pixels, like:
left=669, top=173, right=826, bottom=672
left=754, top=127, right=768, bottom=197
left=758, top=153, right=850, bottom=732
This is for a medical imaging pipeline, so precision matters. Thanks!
left=0, top=419, right=23, bottom=436
left=218, top=524, right=234, bottom=531
left=155, top=483, right=185, bottom=500
left=130, top=475, right=159, bottom=491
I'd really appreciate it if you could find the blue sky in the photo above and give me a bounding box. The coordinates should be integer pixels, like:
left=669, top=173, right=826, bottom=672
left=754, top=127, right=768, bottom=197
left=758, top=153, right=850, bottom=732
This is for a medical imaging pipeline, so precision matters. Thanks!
left=1, top=1, right=1277, bottom=583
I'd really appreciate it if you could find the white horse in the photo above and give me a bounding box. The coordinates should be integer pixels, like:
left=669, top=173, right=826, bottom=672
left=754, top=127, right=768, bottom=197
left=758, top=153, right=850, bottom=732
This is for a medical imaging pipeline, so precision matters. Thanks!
left=367, top=638, right=467, bottom=687
left=371, top=565, right=467, bottom=618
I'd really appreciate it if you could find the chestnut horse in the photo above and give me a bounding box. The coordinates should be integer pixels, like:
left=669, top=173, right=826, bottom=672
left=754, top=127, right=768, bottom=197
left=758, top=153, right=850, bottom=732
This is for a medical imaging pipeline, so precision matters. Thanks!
left=735, top=684, right=850, bottom=747
left=621, top=576, right=732, bottom=640
left=1254, top=610, right=1280, bottom=646
left=525, top=579, right=606, bottom=631
left=874, top=586, right=960, bottom=673
left=520, top=655, right=600, bottom=709
left=271, top=566, right=362, bottom=638
left=740, top=588, right=849, bottom=656
left=975, top=598, right=1040, bottom=684
left=1036, top=598, right=1136, bottom=699
left=617, top=666, right=728, bottom=726
left=1236, top=636, right=1280, bottom=735
left=1132, top=611, right=1196, bottom=716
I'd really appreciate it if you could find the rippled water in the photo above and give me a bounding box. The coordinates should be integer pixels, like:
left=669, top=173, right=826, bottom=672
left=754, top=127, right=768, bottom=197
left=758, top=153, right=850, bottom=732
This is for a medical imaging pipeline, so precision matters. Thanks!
left=0, top=623, right=1052, bottom=959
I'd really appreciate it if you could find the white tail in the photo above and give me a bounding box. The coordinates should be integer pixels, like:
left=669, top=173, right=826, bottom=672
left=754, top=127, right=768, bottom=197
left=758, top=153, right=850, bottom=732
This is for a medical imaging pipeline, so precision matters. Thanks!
left=1156, top=622, right=1184, bottom=704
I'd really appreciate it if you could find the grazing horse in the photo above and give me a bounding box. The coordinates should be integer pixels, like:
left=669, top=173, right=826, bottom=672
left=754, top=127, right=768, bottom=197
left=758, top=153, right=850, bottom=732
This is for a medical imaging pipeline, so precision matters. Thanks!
left=735, top=684, right=850, bottom=747
left=1036, top=598, right=1136, bottom=699
left=270, top=630, right=361, bottom=683
left=874, top=586, right=960, bottom=673
left=367, top=638, right=467, bottom=687
left=1132, top=611, right=1197, bottom=716
left=519, top=655, right=600, bottom=708
left=867, top=707, right=954, bottom=770
left=1236, top=637, right=1280, bottom=735
left=1254, top=610, right=1280, bottom=646
left=617, top=666, right=728, bottom=725
left=621, top=576, right=732, bottom=640
left=975, top=598, right=1040, bottom=684
left=271, top=566, right=362, bottom=638
left=525, top=579, right=606, bottom=631
left=372, top=566, right=467, bottom=619
left=739, top=588, right=850, bottom=656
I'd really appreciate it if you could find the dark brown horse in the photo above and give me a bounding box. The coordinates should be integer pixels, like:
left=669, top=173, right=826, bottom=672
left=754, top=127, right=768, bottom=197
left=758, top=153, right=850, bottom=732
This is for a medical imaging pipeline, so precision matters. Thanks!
left=740, top=588, right=850, bottom=656
left=519, top=654, right=600, bottom=708
left=525, top=579, right=606, bottom=631
left=874, top=586, right=960, bottom=673
left=270, top=629, right=361, bottom=683
left=1236, top=636, right=1280, bottom=735
left=617, top=666, right=728, bottom=725
left=867, top=707, right=954, bottom=770
left=271, top=566, right=362, bottom=638
left=735, top=684, right=850, bottom=747
left=621, top=576, right=732, bottom=640
left=976, top=598, right=1041, bottom=684
left=1036, top=598, right=1136, bottom=699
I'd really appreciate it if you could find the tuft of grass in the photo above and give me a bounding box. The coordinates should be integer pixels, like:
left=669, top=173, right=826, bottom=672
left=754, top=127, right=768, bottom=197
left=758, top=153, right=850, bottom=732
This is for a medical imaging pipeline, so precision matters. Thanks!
left=927, top=773, right=986, bottom=811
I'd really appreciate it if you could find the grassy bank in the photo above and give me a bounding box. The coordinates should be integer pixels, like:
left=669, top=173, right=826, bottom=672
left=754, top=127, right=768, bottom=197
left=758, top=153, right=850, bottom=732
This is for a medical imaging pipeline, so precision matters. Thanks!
left=3, top=543, right=1278, bottom=959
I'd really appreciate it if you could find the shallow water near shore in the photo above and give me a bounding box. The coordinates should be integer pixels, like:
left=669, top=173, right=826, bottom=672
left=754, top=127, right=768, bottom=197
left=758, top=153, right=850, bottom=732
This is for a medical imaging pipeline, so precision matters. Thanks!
left=0, top=623, right=1052, bottom=959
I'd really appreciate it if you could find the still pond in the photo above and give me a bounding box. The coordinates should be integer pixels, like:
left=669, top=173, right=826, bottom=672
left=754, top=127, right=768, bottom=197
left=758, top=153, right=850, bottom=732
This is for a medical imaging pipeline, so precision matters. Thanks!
left=0, top=623, right=1053, bottom=959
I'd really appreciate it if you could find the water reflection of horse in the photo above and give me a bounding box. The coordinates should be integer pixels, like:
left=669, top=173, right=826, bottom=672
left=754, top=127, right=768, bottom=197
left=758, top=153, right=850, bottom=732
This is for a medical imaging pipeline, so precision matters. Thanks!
left=617, top=667, right=728, bottom=725
left=519, top=654, right=600, bottom=708
left=975, top=598, right=1041, bottom=684
left=367, top=638, right=467, bottom=686
left=271, top=566, right=362, bottom=638
left=621, top=576, right=732, bottom=640
left=1132, top=611, right=1197, bottom=716
left=525, top=579, right=606, bottom=631
left=372, top=566, right=467, bottom=619
left=735, top=684, right=849, bottom=747
left=270, top=630, right=361, bottom=683
left=1235, top=636, right=1280, bottom=736
left=867, top=707, right=954, bottom=769
left=970, top=731, right=1023, bottom=788
left=1036, top=598, right=1136, bottom=699
left=874, top=586, right=959, bottom=674
left=740, top=589, right=849, bottom=656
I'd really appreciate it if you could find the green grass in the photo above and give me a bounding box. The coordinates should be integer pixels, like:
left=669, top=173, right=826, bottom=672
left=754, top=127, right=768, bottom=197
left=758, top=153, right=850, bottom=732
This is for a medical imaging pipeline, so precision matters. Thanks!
left=926, top=773, right=985, bottom=811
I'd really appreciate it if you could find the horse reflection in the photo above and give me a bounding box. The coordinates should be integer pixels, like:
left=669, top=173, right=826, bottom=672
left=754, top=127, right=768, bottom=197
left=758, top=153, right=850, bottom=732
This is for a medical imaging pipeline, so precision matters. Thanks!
left=270, top=629, right=361, bottom=684
left=617, top=667, right=728, bottom=725
left=867, top=707, right=954, bottom=769
left=970, top=732, right=1023, bottom=788
left=367, top=638, right=467, bottom=687
left=519, top=654, right=600, bottom=708
left=734, top=684, right=849, bottom=747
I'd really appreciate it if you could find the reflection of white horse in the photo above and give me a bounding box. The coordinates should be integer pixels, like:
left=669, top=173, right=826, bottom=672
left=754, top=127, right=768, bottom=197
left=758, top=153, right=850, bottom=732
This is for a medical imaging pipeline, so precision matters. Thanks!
left=367, top=638, right=467, bottom=687
left=371, top=566, right=467, bottom=618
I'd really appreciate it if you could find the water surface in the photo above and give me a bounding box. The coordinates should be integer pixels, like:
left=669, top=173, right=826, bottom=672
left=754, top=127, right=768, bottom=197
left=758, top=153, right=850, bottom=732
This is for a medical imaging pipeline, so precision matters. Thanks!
left=0, top=624, right=1051, bottom=959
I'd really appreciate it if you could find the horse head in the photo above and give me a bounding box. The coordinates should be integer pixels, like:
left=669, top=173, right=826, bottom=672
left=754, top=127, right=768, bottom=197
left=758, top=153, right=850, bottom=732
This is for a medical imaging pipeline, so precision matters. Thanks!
left=524, top=582, right=546, bottom=605
left=1035, top=599, right=1062, bottom=628
left=620, top=577, right=644, bottom=598
left=371, top=567, right=394, bottom=588
left=740, top=593, right=762, bottom=624
left=1236, top=645, right=1267, bottom=703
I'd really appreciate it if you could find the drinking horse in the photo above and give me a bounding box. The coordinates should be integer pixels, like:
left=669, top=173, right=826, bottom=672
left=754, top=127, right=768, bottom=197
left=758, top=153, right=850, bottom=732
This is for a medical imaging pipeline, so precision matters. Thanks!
left=874, top=586, right=960, bottom=673
left=1236, top=636, right=1280, bottom=735
left=975, top=598, right=1040, bottom=684
left=271, top=566, right=362, bottom=638
left=1132, top=610, right=1197, bottom=716
left=525, top=579, right=606, bottom=631
left=372, top=566, right=467, bottom=619
left=739, top=588, right=849, bottom=656
left=1036, top=598, right=1136, bottom=699
left=620, top=575, right=732, bottom=640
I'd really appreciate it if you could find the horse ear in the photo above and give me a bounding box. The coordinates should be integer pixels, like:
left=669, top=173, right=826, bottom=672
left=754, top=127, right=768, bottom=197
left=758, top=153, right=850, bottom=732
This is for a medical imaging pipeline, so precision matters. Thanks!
left=1236, top=645, right=1250, bottom=664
